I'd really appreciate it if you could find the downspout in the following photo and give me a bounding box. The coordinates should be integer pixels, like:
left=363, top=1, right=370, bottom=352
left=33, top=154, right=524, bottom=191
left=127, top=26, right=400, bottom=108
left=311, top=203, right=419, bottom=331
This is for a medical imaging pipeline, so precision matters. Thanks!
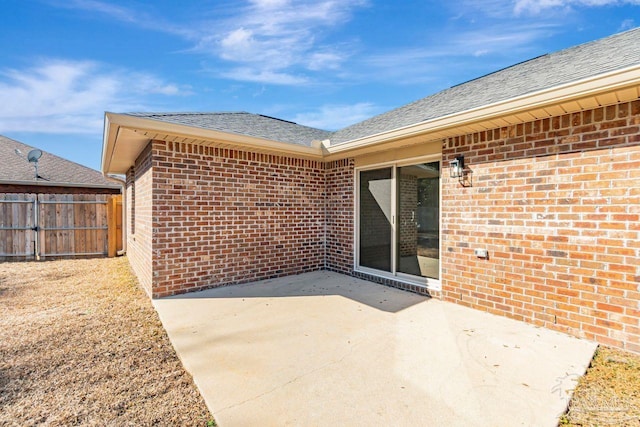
left=105, top=174, right=127, bottom=255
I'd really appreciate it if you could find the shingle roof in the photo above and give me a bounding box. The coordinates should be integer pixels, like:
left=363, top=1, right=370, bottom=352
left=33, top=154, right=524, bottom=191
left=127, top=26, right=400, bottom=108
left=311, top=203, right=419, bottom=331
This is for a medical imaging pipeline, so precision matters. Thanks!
left=126, top=112, right=332, bottom=147
left=330, top=26, right=640, bottom=144
left=0, top=135, right=120, bottom=188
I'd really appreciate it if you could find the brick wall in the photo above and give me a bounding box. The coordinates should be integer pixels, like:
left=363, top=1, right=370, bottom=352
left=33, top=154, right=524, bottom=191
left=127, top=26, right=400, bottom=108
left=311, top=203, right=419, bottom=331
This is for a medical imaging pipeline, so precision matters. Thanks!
left=126, top=144, right=153, bottom=296
left=150, top=140, right=325, bottom=297
left=325, top=159, right=354, bottom=274
left=441, top=100, right=640, bottom=352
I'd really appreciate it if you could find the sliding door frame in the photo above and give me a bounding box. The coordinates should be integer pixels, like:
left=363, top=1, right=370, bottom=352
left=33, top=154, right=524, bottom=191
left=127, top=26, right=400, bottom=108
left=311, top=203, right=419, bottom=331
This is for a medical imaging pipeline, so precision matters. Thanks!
left=353, top=154, right=442, bottom=292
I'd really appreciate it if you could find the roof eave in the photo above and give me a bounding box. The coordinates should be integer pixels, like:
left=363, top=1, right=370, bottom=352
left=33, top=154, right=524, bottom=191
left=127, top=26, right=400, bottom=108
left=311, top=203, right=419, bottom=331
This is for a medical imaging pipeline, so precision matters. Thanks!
left=326, top=64, right=640, bottom=156
left=102, top=113, right=325, bottom=175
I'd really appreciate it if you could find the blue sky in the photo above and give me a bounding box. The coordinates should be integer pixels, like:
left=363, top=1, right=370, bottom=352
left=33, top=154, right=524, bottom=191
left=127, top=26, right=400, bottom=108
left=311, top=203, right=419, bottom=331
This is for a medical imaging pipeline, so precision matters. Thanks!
left=0, top=0, right=638, bottom=171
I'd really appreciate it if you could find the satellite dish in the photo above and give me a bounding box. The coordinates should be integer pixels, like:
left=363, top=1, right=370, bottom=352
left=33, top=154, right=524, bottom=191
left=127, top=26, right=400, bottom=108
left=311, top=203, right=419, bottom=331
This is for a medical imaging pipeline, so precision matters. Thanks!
left=27, top=149, right=42, bottom=163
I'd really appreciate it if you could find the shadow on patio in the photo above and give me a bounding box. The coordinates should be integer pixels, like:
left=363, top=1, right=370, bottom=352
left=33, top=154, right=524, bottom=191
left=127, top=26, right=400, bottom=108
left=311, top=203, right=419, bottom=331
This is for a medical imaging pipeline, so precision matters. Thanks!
left=165, top=270, right=427, bottom=313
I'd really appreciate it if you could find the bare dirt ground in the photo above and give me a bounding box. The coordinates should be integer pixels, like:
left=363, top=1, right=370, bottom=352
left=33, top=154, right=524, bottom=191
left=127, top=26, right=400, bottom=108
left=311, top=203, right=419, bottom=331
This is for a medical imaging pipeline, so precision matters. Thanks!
left=0, top=257, right=214, bottom=426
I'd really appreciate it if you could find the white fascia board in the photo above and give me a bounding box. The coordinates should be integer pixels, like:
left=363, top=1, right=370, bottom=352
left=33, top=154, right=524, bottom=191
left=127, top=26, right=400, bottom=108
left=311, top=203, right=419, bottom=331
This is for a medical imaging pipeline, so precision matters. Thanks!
left=101, top=112, right=119, bottom=174
left=326, top=65, right=640, bottom=155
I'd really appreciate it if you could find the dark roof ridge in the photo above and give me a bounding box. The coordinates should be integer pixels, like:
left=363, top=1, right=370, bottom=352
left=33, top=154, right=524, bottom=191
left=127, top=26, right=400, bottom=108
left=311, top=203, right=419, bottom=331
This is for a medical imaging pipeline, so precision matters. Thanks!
left=126, top=111, right=250, bottom=117
left=450, top=54, right=548, bottom=89
left=257, top=114, right=298, bottom=125
left=449, top=26, right=639, bottom=90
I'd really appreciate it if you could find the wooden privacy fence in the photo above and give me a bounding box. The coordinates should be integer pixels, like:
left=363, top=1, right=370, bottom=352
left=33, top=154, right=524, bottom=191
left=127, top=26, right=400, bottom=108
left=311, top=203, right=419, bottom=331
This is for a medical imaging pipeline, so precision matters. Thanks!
left=0, top=193, right=122, bottom=261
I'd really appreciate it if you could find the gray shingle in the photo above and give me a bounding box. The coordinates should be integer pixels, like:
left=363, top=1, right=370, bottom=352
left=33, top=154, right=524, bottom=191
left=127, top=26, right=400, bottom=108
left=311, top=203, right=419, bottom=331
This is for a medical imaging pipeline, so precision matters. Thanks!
left=0, top=135, right=119, bottom=188
left=126, top=112, right=332, bottom=147
left=330, top=27, right=640, bottom=144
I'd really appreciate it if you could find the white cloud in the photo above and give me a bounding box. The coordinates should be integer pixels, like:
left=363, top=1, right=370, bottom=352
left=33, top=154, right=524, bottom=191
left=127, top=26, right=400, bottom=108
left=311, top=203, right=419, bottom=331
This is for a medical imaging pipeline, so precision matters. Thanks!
left=361, top=22, right=556, bottom=85
left=619, top=18, right=636, bottom=30
left=134, top=75, right=192, bottom=96
left=459, top=0, right=518, bottom=18
left=47, top=0, right=195, bottom=38
left=453, top=23, right=556, bottom=53
left=195, top=0, right=368, bottom=83
left=53, top=0, right=368, bottom=86
left=0, top=60, right=188, bottom=134
left=293, top=102, right=380, bottom=130
left=514, top=0, right=640, bottom=14
left=307, top=51, right=346, bottom=71
left=460, top=0, right=640, bottom=17
left=221, top=68, right=309, bottom=85
left=59, top=0, right=137, bottom=22
left=220, top=28, right=255, bottom=57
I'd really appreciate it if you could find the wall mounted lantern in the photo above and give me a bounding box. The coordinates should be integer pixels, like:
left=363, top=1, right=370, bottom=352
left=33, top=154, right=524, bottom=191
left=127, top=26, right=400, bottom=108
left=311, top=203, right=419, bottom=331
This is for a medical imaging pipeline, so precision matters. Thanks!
left=449, top=155, right=465, bottom=180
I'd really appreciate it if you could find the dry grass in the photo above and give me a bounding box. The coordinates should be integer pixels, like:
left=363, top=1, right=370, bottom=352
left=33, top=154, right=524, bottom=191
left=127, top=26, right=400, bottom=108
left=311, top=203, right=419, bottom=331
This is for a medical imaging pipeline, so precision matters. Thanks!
left=561, top=346, right=640, bottom=426
left=0, top=257, right=214, bottom=426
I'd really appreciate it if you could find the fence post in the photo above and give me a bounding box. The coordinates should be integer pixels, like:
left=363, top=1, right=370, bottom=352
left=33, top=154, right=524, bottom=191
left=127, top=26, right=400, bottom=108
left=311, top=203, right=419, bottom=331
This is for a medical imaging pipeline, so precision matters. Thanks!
left=34, top=197, right=40, bottom=260
left=107, top=195, right=117, bottom=258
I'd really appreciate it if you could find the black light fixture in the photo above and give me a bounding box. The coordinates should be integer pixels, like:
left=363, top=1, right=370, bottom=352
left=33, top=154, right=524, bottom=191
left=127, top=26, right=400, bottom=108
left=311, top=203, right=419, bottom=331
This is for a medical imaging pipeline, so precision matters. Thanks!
left=449, top=155, right=465, bottom=180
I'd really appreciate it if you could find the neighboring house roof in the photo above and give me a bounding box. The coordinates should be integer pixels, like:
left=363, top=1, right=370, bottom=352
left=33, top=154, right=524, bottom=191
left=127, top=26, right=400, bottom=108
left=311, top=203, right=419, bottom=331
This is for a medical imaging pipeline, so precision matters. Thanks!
left=1, top=135, right=120, bottom=189
left=102, top=27, right=640, bottom=173
left=126, top=112, right=332, bottom=147
left=330, top=26, right=640, bottom=145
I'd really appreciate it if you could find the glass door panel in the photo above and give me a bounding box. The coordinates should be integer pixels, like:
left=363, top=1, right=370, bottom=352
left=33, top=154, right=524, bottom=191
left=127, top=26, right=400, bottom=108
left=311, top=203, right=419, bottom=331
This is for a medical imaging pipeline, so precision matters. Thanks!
left=397, top=162, right=440, bottom=279
left=359, top=168, right=392, bottom=272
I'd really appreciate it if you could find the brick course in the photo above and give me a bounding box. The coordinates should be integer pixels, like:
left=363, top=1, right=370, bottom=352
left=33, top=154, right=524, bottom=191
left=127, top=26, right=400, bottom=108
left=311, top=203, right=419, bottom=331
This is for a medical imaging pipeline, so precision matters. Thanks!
left=441, top=100, right=640, bottom=353
left=126, top=143, right=153, bottom=296
left=325, top=159, right=354, bottom=274
left=150, top=141, right=325, bottom=297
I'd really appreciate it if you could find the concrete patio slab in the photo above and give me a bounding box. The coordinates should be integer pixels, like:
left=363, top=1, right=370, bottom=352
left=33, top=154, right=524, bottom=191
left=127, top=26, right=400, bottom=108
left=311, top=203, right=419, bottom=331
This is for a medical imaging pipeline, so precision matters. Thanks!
left=153, top=271, right=597, bottom=427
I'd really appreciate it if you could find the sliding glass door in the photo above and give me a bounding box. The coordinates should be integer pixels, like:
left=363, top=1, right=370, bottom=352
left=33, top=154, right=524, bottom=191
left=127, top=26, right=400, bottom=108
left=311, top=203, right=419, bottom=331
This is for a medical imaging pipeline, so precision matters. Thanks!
left=397, top=162, right=440, bottom=279
left=357, top=160, right=440, bottom=286
left=359, top=167, right=392, bottom=272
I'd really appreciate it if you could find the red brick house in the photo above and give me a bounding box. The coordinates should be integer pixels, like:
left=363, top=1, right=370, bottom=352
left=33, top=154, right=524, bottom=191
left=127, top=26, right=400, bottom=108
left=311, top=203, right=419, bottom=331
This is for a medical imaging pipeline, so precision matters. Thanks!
left=102, top=28, right=640, bottom=352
